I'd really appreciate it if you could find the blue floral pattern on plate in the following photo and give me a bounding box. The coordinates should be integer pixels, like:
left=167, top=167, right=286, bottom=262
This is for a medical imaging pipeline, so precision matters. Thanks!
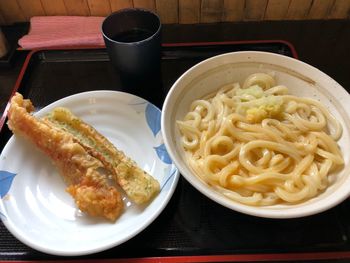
left=161, top=166, right=178, bottom=191
left=138, top=101, right=177, bottom=189
left=154, top=144, right=172, bottom=164
left=0, top=170, right=15, bottom=220
left=145, top=103, right=161, bottom=137
left=0, top=170, right=16, bottom=198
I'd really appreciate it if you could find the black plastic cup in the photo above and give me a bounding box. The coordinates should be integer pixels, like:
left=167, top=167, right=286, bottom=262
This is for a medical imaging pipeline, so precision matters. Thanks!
left=102, top=8, right=161, bottom=104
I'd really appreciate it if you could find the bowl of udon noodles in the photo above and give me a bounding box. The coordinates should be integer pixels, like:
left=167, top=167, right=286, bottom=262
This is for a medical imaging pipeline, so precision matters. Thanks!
left=161, top=51, right=350, bottom=219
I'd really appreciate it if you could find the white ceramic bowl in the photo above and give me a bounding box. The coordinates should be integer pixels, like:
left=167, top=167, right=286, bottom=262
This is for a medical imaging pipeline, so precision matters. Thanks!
left=161, top=51, right=350, bottom=219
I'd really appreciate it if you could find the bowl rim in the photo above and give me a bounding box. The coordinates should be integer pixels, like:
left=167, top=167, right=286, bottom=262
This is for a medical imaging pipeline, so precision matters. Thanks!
left=161, top=50, right=350, bottom=219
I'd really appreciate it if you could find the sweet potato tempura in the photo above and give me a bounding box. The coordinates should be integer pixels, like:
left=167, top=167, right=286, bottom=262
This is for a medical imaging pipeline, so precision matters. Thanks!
left=7, top=93, right=123, bottom=221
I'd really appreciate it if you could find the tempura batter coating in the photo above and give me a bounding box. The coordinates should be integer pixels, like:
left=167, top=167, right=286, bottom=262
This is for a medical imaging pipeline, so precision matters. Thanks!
left=44, top=107, right=160, bottom=204
left=7, top=93, right=123, bottom=221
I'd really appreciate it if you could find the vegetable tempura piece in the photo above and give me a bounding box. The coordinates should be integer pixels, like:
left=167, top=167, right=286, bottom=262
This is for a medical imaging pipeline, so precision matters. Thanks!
left=44, top=107, right=160, bottom=204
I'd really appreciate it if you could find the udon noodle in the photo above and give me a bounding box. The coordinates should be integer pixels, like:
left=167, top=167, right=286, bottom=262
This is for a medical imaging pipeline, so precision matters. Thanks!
left=177, top=73, right=344, bottom=206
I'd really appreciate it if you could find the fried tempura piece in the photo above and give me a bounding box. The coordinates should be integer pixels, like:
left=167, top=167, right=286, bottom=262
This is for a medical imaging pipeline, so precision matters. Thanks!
left=7, top=93, right=123, bottom=221
left=44, top=107, right=160, bottom=204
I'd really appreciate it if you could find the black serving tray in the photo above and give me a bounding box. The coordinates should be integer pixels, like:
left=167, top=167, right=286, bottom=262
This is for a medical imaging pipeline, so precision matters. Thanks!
left=2, top=41, right=350, bottom=262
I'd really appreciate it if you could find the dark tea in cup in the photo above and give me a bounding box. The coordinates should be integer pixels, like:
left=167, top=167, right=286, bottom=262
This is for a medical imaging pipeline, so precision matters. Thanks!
left=102, top=8, right=161, bottom=78
left=110, top=28, right=154, bottom=43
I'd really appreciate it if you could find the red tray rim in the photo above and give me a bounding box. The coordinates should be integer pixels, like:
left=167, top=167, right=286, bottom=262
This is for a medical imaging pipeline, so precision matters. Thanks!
left=1, top=251, right=350, bottom=262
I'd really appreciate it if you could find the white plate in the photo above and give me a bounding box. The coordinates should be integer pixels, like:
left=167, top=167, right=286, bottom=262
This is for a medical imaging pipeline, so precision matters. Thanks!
left=0, top=90, right=179, bottom=256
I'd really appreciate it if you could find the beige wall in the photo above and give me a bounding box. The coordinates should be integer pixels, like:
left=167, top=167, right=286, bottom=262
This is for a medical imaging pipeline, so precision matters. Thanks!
left=0, top=0, right=349, bottom=25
